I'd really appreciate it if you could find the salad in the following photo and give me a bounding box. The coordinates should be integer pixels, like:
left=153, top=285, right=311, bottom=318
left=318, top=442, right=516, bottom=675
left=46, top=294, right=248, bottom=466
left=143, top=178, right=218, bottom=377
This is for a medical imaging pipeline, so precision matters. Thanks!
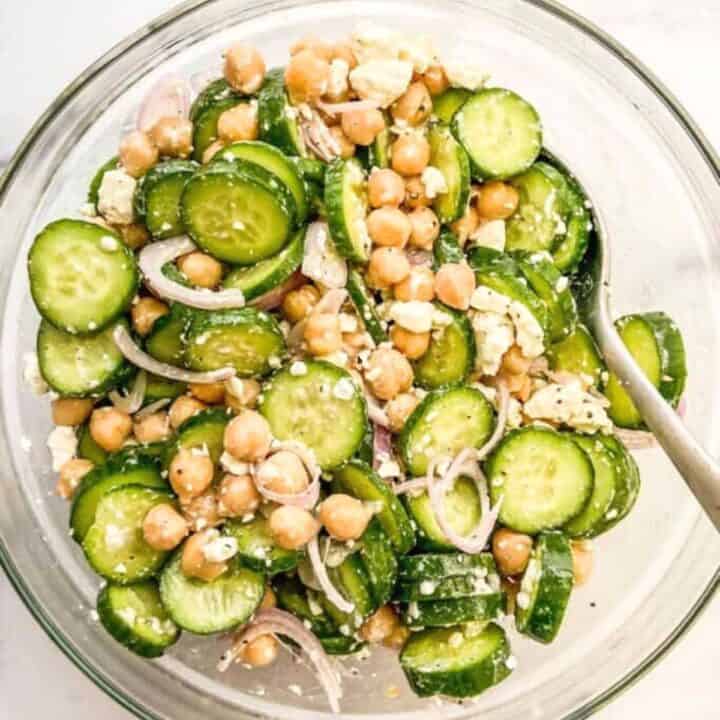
left=24, top=23, right=687, bottom=711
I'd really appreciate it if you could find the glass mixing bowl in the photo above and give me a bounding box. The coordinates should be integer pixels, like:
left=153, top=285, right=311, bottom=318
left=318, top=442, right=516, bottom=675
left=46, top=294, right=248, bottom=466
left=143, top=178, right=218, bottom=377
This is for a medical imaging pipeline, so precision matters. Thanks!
left=1, top=0, right=719, bottom=717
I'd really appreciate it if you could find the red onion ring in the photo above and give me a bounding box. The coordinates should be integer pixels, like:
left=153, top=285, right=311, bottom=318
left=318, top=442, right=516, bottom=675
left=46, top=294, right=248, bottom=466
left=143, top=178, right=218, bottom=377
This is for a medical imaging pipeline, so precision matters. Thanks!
left=113, top=325, right=235, bottom=384
left=137, top=74, right=191, bottom=132
left=108, top=370, right=147, bottom=414
left=133, top=397, right=171, bottom=420
left=139, top=237, right=246, bottom=309
left=249, top=271, right=305, bottom=311
left=307, top=536, right=355, bottom=614
left=372, top=423, right=392, bottom=471
left=406, top=249, right=433, bottom=267
left=218, top=608, right=342, bottom=713
left=301, top=109, right=342, bottom=162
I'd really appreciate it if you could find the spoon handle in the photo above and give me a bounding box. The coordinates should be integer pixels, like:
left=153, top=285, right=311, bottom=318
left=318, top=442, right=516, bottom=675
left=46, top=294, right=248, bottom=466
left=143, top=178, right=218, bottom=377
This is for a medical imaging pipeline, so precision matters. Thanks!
left=592, top=316, right=720, bottom=531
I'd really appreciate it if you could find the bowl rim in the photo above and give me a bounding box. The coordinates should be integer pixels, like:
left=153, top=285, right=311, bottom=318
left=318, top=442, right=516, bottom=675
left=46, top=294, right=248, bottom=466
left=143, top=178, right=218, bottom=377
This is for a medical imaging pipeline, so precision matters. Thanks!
left=0, top=1, right=718, bottom=718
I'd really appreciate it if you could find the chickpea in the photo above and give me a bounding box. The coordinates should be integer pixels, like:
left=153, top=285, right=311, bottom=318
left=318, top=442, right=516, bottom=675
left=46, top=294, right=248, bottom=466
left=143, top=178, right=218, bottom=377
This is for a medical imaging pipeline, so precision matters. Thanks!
left=422, top=65, right=449, bottom=96
left=119, top=130, right=159, bottom=178
left=304, top=313, right=343, bottom=356
left=56, top=458, right=94, bottom=500
left=284, top=49, right=330, bottom=104
left=501, top=345, right=532, bottom=376
left=182, top=490, right=222, bottom=532
left=282, top=284, right=320, bottom=323
left=181, top=529, right=228, bottom=581
left=343, top=330, right=370, bottom=355
left=341, top=108, right=385, bottom=146
left=408, top=207, right=440, bottom=250
left=260, top=585, right=277, bottom=610
left=142, top=503, right=188, bottom=551
left=217, top=473, right=260, bottom=518
left=224, top=43, right=266, bottom=94
left=360, top=604, right=399, bottom=643
left=131, top=297, right=169, bottom=337
left=52, top=398, right=94, bottom=426
left=169, top=447, right=214, bottom=502
left=242, top=634, right=279, bottom=667
left=390, top=325, right=430, bottom=360
left=404, top=175, right=432, bottom=209
left=368, top=169, right=405, bottom=208
left=118, top=223, right=150, bottom=250
left=434, top=262, right=476, bottom=310
left=365, top=347, right=413, bottom=400
left=256, top=450, right=309, bottom=496
left=476, top=180, right=520, bottom=220
left=149, top=117, right=193, bottom=159
left=217, top=103, right=259, bottom=143
left=169, top=395, right=207, bottom=429
left=189, top=381, right=226, bottom=404
left=224, top=410, right=272, bottom=462
left=332, top=42, right=357, bottom=69
left=391, top=82, right=432, bottom=126
left=225, top=378, right=261, bottom=412
left=367, top=247, right=411, bottom=288
left=451, top=203, right=479, bottom=246
left=386, top=393, right=420, bottom=433
left=177, top=252, right=223, bottom=289
left=89, top=407, right=132, bottom=452
left=515, top=374, right=533, bottom=403
left=269, top=505, right=320, bottom=550
left=393, top=266, right=435, bottom=302
left=202, top=140, right=225, bottom=164
left=328, top=125, right=356, bottom=159
left=134, top=412, right=171, bottom=444
left=318, top=493, right=372, bottom=541
left=367, top=207, right=412, bottom=248
left=492, top=528, right=533, bottom=576
left=391, top=133, right=430, bottom=177
left=383, top=624, right=411, bottom=650
left=571, top=540, right=594, bottom=586
left=290, top=35, right=334, bottom=62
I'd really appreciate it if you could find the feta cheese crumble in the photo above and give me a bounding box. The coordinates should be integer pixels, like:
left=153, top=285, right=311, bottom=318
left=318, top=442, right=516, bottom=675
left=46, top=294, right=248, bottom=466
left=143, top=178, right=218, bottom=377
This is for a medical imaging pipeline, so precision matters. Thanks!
left=202, top=533, right=239, bottom=563
left=302, top=222, right=348, bottom=288
left=349, top=59, right=413, bottom=108
left=389, top=300, right=435, bottom=333
left=471, top=311, right=515, bottom=375
left=97, top=168, right=137, bottom=225
left=442, top=49, right=489, bottom=90
left=220, top=451, right=252, bottom=476
left=469, top=219, right=506, bottom=252
left=420, top=166, right=448, bottom=199
left=327, top=58, right=350, bottom=98
left=47, top=426, right=77, bottom=472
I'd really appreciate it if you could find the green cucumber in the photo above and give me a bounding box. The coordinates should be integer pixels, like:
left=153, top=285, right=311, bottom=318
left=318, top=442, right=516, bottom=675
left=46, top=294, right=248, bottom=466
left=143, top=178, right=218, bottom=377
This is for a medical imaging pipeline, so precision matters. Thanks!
left=97, top=581, right=180, bottom=658
left=291, top=157, right=327, bottom=184
left=452, top=88, right=541, bottom=179
left=258, top=68, right=306, bottom=156
left=552, top=175, right=591, bottom=273
left=28, top=220, right=138, bottom=334
left=433, top=88, right=471, bottom=124
left=224, top=515, right=298, bottom=575
left=395, top=571, right=498, bottom=602
left=324, top=158, right=370, bottom=262
left=547, top=324, right=605, bottom=387
left=467, top=246, right=519, bottom=275
left=189, top=78, right=243, bottom=123
left=181, top=160, right=294, bottom=264
left=487, top=426, right=595, bottom=534
left=357, top=117, right=391, bottom=170
left=320, top=636, right=366, bottom=655
left=192, top=97, right=247, bottom=162
left=173, top=408, right=230, bottom=464
left=185, top=308, right=286, bottom=378
left=77, top=423, right=108, bottom=465
left=400, top=622, right=512, bottom=698
left=515, top=530, right=573, bottom=643
left=428, top=123, right=471, bottom=224
left=346, top=268, right=387, bottom=344
left=88, top=156, right=119, bottom=207
left=403, top=593, right=504, bottom=629
left=399, top=386, right=495, bottom=476
left=413, top=304, right=475, bottom=389
left=398, top=552, right=496, bottom=582
left=330, top=553, right=377, bottom=620
left=144, top=303, right=192, bottom=366
left=274, top=575, right=338, bottom=637
left=357, top=519, right=398, bottom=606
left=37, top=319, right=130, bottom=397
left=144, top=374, right=187, bottom=405
left=260, top=361, right=367, bottom=469
left=433, top=229, right=465, bottom=267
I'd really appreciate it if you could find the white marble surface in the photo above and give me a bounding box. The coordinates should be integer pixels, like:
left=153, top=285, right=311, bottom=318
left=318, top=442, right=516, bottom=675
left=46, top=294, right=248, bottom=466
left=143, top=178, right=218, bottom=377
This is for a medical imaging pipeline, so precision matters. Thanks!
left=1, top=0, right=718, bottom=718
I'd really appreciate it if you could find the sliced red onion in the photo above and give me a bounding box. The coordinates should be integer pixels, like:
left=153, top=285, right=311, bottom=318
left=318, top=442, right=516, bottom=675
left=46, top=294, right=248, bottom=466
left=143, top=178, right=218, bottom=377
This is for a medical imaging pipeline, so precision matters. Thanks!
left=113, top=325, right=235, bottom=384
left=287, top=319, right=308, bottom=351
left=316, top=99, right=380, bottom=115
left=134, top=397, right=171, bottom=420
left=372, top=423, right=392, bottom=471
left=392, top=477, right=429, bottom=495
left=137, top=74, right=191, bottom=131
left=249, top=271, right=304, bottom=311
left=308, top=535, right=355, bottom=614
left=406, top=249, right=433, bottom=267
left=614, top=427, right=658, bottom=449
left=529, top=356, right=550, bottom=375
left=218, top=608, right=342, bottom=713
left=301, top=109, right=342, bottom=162
left=139, top=237, right=246, bottom=309
left=474, top=380, right=510, bottom=463
left=314, top=287, right=348, bottom=315
left=108, top=370, right=147, bottom=414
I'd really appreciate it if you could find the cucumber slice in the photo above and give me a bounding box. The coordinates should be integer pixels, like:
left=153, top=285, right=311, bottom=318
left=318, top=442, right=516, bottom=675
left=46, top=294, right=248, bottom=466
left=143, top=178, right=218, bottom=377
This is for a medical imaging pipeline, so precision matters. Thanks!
left=174, top=408, right=230, bottom=464
left=258, top=68, right=306, bottom=157
left=433, top=88, right=471, bottom=124
left=134, top=160, right=198, bottom=238
left=222, top=228, right=303, bottom=301
left=189, top=79, right=243, bottom=123
left=433, top=229, right=465, bottom=267
left=291, top=157, right=327, bottom=184
left=159, top=549, right=265, bottom=634
left=192, top=97, right=247, bottom=162
left=428, top=123, right=471, bottom=224
left=97, top=581, right=180, bottom=658
left=395, top=573, right=497, bottom=602
left=144, top=374, right=187, bottom=405
left=325, top=158, right=371, bottom=262
left=357, top=519, right=398, bottom=606
left=547, top=324, right=605, bottom=387
left=346, top=268, right=388, bottom=344
left=224, top=516, right=299, bottom=575
left=399, top=386, right=495, bottom=476
left=88, top=156, right=119, bottom=207
left=468, top=246, right=520, bottom=275
left=357, top=119, right=391, bottom=170
left=413, top=304, right=475, bottom=389
left=28, top=220, right=139, bottom=334
left=260, top=361, right=367, bottom=469
left=515, top=530, right=573, bottom=643
left=330, top=553, right=377, bottom=620
left=452, top=88, right=541, bottom=179
left=398, top=552, right=496, bottom=582
left=144, top=303, right=192, bottom=366
left=403, top=593, right=504, bottom=629
left=605, top=312, right=687, bottom=428
left=487, top=426, right=594, bottom=534
left=274, top=575, right=338, bottom=637
left=181, top=160, right=294, bottom=264
left=332, top=460, right=415, bottom=554
left=219, top=140, right=309, bottom=224
left=83, top=486, right=175, bottom=583
left=552, top=175, right=591, bottom=273
left=185, top=308, right=286, bottom=378
left=513, top=251, right=577, bottom=342
left=37, top=319, right=129, bottom=397
left=77, top=423, right=108, bottom=465
left=355, top=422, right=374, bottom=465
left=70, top=453, right=166, bottom=542
left=320, top=636, right=366, bottom=656
left=405, top=476, right=482, bottom=551
left=400, top=622, right=512, bottom=698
